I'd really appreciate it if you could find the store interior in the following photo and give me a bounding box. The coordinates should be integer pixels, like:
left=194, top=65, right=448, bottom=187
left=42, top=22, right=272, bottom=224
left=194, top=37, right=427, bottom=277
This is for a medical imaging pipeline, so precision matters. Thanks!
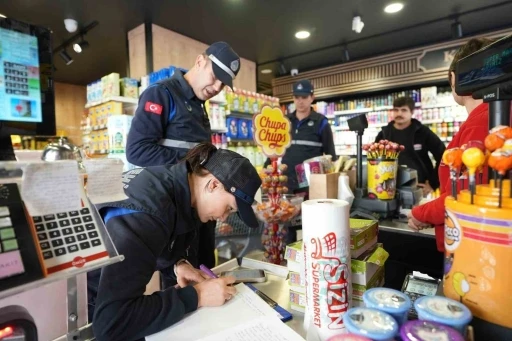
left=0, top=0, right=512, bottom=340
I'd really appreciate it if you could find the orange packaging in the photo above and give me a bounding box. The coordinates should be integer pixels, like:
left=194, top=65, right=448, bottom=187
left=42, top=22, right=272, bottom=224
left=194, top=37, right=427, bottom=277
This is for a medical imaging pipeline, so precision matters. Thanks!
left=444, top=182, right=512, bottom=328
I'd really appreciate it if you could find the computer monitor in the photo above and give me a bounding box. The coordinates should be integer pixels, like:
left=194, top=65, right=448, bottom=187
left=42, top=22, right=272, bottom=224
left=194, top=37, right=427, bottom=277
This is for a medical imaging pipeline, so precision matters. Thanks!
left=0, top=17, right=55, bottom=160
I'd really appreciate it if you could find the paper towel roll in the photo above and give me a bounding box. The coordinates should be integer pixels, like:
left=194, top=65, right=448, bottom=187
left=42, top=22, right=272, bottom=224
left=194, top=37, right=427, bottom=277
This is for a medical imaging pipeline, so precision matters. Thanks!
left=302, top=199, right=352, bottom=341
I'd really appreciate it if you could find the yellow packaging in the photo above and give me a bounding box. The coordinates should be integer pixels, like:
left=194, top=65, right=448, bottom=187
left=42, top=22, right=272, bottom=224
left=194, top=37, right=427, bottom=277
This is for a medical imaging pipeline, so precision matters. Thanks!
left=367, top=158, right=398, bottom=200
left=444, top=182, right=512, bottom=328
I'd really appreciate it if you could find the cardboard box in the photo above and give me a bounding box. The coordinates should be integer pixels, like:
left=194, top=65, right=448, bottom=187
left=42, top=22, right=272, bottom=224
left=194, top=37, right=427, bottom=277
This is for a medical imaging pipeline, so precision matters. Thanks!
left=108, top=115, right=133, bottom=153
left=289, top=290, right=306, bottom=310
left=284, top=240, right=303, bottom=263
left=308, top=170, right=356, bottom=200
left=350, top=219, right=378, bottom=253
left=351, top=243, right=388, bottom=286
left=352, top=265, right=385, bottom=304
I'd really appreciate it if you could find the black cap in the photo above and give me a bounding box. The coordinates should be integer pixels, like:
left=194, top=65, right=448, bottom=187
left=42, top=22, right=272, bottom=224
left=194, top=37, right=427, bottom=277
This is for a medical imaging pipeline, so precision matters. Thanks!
left=293, top=79, right=314, bottom=96
left=205, top=42, right=241, bottom=88
left=203, top=149, right=262, bottom=228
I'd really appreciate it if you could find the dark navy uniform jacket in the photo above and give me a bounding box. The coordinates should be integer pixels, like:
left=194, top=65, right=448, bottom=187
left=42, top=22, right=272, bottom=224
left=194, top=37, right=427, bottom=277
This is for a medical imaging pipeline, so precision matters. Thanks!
left=126, top=69, right=211, bottom=167
left=91, top=162, right=200, bottom=341
left=267, top=110, right=336, bottom=192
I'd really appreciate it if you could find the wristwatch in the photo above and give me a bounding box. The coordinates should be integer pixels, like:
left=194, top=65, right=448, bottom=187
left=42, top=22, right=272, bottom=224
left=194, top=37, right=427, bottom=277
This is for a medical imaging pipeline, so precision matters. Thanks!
left=174, top=259, right=192, bottom=277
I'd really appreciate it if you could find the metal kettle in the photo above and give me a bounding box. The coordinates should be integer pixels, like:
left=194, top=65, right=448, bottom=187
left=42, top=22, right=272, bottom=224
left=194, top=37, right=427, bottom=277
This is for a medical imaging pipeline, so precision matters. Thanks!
left=41, top=137, right=86, bottom=172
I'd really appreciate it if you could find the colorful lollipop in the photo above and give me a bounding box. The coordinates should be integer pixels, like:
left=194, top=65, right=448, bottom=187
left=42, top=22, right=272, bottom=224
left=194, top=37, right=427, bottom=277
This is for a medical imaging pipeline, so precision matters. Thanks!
left=442, top=148, right=463, bottom=199
left=488, top=149, right=512, bottom=208
left=461, top=147, right=486, bottom=204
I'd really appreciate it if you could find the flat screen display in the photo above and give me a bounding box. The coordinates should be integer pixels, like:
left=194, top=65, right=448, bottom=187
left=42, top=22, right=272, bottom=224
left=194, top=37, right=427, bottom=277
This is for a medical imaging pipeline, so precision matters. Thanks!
left=0, top=27, right=42, bottom=123
left=455, top=34, right=512, bottom=96
left=0, top=17, right=54, bottom=136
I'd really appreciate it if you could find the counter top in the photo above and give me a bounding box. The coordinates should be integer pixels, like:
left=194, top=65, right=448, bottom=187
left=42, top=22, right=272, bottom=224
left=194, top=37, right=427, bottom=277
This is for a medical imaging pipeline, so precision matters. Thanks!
left=379, top=219, right=435, bottom=238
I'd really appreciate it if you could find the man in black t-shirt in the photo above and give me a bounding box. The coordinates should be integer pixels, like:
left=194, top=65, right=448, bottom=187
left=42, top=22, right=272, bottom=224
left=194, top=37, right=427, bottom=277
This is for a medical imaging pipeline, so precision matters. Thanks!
left=375, top=97, right=445, bottom=196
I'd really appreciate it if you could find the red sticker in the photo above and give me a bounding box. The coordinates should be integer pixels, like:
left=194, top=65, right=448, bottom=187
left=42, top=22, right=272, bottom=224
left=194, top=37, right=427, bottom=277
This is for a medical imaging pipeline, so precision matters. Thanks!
left=72, top=256, right=86, bottom=268
left=144, top=101, right=163, bottom=115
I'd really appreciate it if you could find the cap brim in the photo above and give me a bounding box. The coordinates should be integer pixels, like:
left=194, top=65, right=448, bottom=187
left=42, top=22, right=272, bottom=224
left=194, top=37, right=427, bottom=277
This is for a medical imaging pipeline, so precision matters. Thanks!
left=293, top=91, right=313, bottom=96
left=236, top=197, right=259, bottom=228
left=212, top=62, right=233, bottom=88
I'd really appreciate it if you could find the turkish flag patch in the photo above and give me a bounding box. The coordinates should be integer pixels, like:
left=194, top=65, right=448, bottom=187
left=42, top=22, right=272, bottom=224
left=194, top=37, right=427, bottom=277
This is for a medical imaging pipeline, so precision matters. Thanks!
left=144, top=101, right=163, bottom=115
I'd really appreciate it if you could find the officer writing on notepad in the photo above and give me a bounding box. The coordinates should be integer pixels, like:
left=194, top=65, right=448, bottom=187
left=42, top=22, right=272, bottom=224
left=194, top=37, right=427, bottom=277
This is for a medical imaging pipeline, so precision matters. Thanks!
left=90, top=143, right=262, bottom=341
left=125, top=42, right=242, bottom=271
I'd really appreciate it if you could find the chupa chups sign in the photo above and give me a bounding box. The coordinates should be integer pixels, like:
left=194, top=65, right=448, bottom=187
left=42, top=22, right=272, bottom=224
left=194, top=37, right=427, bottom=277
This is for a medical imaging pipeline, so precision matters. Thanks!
left=253, top=105, right=291, bottom=158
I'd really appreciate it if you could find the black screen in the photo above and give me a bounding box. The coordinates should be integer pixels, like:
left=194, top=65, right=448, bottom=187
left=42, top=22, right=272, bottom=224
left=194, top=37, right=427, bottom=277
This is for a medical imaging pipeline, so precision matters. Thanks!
left=0, top=17, right=55, bottom=136
left=455, top=34, right=512, bottom=96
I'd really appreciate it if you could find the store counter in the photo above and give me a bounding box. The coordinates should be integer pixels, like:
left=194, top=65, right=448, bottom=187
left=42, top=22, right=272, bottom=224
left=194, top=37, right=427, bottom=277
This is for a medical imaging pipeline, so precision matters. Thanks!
left=377, top=219, right=443, bottom=290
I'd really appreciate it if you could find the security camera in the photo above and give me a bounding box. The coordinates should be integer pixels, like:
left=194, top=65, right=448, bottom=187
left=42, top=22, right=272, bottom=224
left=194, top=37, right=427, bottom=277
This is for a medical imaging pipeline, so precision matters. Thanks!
left=64, top=19, right=78, bottom=33
left=291, top=68, right=299, bottom=76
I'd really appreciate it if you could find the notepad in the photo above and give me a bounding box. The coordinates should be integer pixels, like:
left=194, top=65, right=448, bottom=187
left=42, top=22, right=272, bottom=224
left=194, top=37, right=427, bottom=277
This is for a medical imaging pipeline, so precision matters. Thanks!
left=146, top=283, right=304, bottom=341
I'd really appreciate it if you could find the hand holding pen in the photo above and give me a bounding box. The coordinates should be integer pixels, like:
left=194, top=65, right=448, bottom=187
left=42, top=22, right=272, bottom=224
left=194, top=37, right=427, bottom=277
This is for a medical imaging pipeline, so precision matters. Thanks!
left=193, top=264, right=237, bottom=307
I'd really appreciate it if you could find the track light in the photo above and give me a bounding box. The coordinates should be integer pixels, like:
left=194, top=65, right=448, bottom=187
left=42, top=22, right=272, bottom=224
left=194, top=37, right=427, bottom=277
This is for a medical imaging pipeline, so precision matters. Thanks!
left=342, top=48, right=350, bottom=62
left=451, top=20, right=463, bottom=39
left=59, top=50, right=73, bottom=65
left=279, top=63, right=287, bottom=76
left=73, top=38, right=89, bottom=53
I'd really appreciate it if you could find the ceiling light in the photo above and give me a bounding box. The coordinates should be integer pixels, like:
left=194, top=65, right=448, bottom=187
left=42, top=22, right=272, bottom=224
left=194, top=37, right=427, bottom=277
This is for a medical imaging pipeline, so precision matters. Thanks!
left=384, top=3, right=404, bottom=13
left=59, top=50, right=73, bottom=65
left=73, top=39, right=89, bottom=53
left=295, top=30, right=310, bottom=39
left=342, top=48, right=350, bottom=63
left=451, top=21, right=463, bottom=39
left=279, top=63, right=287, bottom=76
left=260, top=69, right=272, bottom=74
left=0, top=14, right=6, bottom=19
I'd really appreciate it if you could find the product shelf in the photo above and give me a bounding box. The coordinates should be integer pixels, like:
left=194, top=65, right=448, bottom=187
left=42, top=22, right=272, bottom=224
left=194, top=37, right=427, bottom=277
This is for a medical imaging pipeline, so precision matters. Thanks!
left=85, top=96, right=138, bottom=109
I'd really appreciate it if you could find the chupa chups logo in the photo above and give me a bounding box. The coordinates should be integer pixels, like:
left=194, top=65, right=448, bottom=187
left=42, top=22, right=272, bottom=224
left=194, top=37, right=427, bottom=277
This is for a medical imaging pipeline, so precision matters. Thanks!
left=309, top=232, right=350, bottom=330
left=72, top=256, right=87, bottom=268
left=444, top=210, right=462, bottom=252
left=253, top=106, right=292, bottom=157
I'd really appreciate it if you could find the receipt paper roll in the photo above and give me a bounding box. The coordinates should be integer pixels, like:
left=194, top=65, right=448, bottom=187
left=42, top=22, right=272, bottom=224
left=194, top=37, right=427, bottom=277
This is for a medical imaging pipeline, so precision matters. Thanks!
left=301, top=199, right=352, bottom=340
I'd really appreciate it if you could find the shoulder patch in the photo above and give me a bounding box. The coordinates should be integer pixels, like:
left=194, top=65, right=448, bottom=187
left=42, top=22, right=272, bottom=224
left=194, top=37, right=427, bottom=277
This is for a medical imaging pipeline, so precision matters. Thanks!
left=144, top=101, right=163, bottom=115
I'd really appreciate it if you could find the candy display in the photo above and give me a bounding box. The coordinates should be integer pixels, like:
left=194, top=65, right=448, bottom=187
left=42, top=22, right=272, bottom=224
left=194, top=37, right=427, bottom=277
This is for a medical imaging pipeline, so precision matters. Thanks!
left=399, top=320, right=464, bottom=341
left=342, top=307, right=399, bottom=341
left=362, top=288, right=412, bottom=326
left=442, top=147, right=463, bottom=199
left=413, top=296, right=472, bottom=335
left=254, top=161, right=303, bottom=264
left=363, top=140, right=405, bottom=200
left=295, top=155, right=335, bottom=188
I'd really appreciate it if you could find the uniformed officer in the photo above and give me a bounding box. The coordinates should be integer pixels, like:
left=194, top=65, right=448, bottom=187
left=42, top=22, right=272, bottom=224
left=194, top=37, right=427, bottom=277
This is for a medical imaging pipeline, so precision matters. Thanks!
left=267, top=79, right=336, bottom=193
left=126, top=42, right=241, bottom=270
left=91, top=143, right=262, bottom=341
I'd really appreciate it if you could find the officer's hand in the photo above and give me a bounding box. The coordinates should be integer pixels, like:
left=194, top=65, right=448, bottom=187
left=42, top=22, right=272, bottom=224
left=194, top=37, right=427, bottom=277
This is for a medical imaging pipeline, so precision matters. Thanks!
left=176, top=263, right=209, bottom=287
left=194, top=276, right=237, bottom=308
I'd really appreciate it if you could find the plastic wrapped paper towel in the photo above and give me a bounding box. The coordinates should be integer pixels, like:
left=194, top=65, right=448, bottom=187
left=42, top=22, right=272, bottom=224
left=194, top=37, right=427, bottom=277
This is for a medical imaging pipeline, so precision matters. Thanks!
left=302, top=199, right=352, bottom=341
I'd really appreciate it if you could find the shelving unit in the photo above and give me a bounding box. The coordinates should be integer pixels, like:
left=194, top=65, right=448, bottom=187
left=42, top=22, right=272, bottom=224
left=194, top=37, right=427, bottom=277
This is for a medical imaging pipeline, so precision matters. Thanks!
left=84, top=96, right=138, bottom=109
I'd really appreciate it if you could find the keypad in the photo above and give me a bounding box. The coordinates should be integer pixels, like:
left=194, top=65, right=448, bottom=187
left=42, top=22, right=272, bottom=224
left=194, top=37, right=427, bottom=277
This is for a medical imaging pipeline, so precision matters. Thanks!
left=32, top=204, right=104, bottom=266
left=0, top=207, right=20, bottom=255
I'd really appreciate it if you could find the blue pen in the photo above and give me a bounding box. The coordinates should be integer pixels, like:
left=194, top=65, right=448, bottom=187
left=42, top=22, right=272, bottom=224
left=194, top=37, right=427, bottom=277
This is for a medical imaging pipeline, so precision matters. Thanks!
left=200, top=264, right=218, bottom=279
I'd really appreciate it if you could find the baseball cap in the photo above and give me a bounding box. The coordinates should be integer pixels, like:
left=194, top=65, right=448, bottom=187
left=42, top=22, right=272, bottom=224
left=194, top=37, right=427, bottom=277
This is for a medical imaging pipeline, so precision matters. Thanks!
left=202, top=149, right=262, bottom=228
left=206, top=41, right=241, bottom=88
left=293, top=79, right=314, bottom=96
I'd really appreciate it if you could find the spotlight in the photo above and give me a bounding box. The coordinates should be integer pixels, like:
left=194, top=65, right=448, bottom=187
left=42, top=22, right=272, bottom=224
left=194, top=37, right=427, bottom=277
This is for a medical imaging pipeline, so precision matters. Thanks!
left=73, top=39, right=89, bottom=53
left=451, top=21, right=463, bottom=39
left=59, top=50, right=73, bottom=65
left=352, top=16, right=364, bottom=34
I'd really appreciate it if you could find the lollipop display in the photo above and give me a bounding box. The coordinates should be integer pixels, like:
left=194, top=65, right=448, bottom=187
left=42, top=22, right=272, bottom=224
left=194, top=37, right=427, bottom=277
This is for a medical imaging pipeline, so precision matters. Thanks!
left=362, top=140, right=405, bottom=200
left=461, top=147, right=486, bottom=204
left=488, top=149, right=512, bottom=208
left=254, top=161, right=303, bottom=264
left=442, top=148, right=463, bottom=199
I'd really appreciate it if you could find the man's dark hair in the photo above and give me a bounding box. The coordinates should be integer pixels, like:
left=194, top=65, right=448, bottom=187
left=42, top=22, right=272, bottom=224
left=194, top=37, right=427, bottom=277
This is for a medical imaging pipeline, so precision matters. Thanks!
left=393, top=96, right=415, bottom=112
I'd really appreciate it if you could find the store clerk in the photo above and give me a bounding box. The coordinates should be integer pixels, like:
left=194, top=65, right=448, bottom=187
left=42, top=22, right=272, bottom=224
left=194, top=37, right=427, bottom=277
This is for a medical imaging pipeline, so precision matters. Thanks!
left=89, top=143, right=262, bottom=341
left=125, top=41, right=241, bottom=271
